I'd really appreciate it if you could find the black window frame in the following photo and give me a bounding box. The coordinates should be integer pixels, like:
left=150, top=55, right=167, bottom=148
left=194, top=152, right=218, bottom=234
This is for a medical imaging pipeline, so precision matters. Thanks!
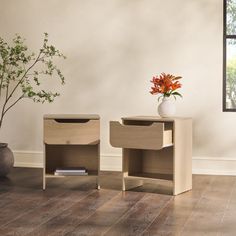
left=223, top=0, right=236, bottom=111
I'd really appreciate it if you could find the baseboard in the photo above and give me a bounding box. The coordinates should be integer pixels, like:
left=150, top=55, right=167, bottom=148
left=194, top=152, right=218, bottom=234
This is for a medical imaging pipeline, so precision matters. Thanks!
left=13, top=151, right=236, bottom=175
left=100, top=153, right=121, bottom=171
left=192, top=156, right=236, bottom=175
left=13, top=151, right=43, bottom=168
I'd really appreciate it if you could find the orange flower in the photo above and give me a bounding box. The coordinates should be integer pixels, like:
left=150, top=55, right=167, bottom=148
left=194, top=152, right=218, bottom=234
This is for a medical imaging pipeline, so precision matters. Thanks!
left=150, top=73, right=182, bottom=99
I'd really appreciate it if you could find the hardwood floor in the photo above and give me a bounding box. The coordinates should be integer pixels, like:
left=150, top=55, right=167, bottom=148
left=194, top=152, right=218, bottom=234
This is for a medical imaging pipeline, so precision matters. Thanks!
left=0, top=168, right=236, bottom=235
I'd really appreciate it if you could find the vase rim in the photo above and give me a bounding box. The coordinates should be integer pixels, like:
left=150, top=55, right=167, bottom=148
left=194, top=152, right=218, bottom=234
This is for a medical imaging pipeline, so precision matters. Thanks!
left=0, top=143, right=8, bottom=148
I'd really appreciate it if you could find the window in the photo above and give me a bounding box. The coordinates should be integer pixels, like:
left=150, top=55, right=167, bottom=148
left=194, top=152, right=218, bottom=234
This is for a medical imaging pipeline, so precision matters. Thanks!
left=223, top=0, right=236, bottom=111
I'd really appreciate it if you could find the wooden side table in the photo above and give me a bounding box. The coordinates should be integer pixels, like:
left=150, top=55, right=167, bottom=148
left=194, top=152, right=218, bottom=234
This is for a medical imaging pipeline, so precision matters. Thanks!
left=43, top=114, right=100, bottom=190
left=110, top=116, right=192, bottom=195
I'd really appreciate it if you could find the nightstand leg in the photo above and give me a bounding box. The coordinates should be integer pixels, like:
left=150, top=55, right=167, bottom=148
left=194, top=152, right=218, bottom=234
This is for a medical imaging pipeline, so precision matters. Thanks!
left=43, top=177, right=46, bottom=190
left=43, top=143, right=46, bottom=190
left=96, top=177, right=100, bottom=190
left=122, top=177, right=126, bottom=191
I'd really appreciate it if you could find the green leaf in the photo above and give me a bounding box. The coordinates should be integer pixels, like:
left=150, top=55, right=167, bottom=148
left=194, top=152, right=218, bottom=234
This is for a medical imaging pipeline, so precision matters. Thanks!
left=172, top=91, right=182, bottom=97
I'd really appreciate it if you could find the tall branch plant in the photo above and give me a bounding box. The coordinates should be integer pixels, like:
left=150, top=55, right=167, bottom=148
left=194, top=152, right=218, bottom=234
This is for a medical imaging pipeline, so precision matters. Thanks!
left=0, top=33, right=65, bottom=130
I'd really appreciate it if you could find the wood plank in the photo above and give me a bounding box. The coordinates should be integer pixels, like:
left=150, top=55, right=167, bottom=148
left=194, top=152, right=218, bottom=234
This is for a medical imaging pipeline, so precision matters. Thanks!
left=179, top=175, right=236, bottom=235
left=0, top=169, right=97, bottom=229
left=173, top=118, right=192, bottom=195
left=214, top=176, right=236, bottom=236
left=2, top=168, right=236, bottom=236
left=26, top=189, right=119, bottom=236
left=142, top=174, right=215, bottom=235
left=0, top=189, right=94, bottom=235
left=0, top=182, right=91, bottom=226
left=103, top=193, right=172, bottom=235
left=66, top=191, right=146, bottom=236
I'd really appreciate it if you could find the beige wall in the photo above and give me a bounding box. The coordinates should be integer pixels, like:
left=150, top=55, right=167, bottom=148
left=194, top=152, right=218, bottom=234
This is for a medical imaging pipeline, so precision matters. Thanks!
left=0, top=0, right=234, bottom=165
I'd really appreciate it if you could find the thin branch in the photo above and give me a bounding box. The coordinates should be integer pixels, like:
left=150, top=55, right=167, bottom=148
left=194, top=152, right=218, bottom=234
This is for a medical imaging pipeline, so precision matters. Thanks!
left=5, top=83, right=9, bottom=101
left=0, top=94, right=24, bottom=129
left=5, top=51, right=41, bottom=104
left=0, top=52, right=42, bottom=128
left=3, top=94, right=24, bottom=116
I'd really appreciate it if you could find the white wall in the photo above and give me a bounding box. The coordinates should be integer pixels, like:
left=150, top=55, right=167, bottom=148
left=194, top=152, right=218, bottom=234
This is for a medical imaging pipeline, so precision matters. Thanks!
left=0, top=0, right=235, bottom=173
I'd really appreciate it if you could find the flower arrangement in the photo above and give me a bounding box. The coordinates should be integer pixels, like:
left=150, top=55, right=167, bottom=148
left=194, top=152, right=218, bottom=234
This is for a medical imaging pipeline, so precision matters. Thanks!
left=150, top=73, right=182, bottom=101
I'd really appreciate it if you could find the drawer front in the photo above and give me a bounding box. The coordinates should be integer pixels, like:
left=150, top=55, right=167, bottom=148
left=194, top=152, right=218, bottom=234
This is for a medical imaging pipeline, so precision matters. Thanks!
left=110, top=121, right=172, bottom=150
left=44, top=119, right=99, bottom=145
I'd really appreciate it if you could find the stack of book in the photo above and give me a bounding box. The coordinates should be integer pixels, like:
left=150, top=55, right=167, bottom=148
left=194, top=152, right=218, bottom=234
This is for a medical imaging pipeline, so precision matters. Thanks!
left=54, top=167, right=88, bottom=176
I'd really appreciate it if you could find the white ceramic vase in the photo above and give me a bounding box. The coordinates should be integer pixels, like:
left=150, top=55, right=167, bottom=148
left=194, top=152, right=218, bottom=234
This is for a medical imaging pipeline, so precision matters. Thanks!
left=158, top=97, right=176, bottom=118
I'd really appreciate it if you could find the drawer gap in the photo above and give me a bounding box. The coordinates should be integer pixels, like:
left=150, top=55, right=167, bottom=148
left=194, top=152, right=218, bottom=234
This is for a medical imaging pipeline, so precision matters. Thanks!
left=123, top=120, right=173, bottom=131
left=54, top=119, right=90, bottom=123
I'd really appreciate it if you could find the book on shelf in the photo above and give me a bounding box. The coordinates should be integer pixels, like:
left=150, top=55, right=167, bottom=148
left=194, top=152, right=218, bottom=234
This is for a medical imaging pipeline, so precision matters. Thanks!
left=54, top=171, right=88, bottom=176
left=54, top=167, right=88, bottom=176
left=55, top=167, right=87, bottom=172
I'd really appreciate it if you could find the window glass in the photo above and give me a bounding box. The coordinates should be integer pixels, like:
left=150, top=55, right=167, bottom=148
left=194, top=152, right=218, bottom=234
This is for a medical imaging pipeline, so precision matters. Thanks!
left=227, top=0, right=236, bottom=35
left=224, top=0, right=236, bottom=110
left=226, top=39, right=236, bottom=109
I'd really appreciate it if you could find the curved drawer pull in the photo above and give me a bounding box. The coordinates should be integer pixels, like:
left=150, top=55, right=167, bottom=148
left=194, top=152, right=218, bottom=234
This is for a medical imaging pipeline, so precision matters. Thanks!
left=54, top=119, right=89, bottom=123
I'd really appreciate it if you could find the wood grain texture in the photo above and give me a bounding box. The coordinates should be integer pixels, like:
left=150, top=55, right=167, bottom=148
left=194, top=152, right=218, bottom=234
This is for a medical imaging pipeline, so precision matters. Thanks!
left=173, top=118, right=192, bottom=195
left=142, top=175, right=216, bottom=235
left=103, top=193, right=172, bottom=235
left=44, top=119, right=99, bottom=145
left=0, top=190, right=93, bottom=236
left=27, top=190, right=118, bottom=236
left=66, top=191, right=146, bottom=236
left=111, top=116, right=192, bottom=195
left=110, top=121, right=172, bottom=150
left=179, top=175, right=236, bottom=236
left=1, top=168, right=236, bottom=236
left=43, top=115, right=100, bottom=190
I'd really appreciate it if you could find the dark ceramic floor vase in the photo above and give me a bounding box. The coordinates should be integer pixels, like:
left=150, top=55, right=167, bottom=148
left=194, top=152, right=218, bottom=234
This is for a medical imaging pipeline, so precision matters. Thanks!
left=0, top=143, right=14, bottom=177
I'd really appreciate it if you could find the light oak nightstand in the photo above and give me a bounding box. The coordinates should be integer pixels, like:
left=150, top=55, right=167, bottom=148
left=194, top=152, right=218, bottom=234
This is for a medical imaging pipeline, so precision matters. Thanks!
left=43, top=114, right=100, bottom=190
left=110, top=116, right=192, bottom=195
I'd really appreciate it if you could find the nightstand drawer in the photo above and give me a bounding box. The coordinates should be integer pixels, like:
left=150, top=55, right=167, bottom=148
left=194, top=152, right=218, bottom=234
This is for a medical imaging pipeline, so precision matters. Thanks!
left=110, top=121, right=172, bottom=150
left=44, top=119, right=99, bottom=145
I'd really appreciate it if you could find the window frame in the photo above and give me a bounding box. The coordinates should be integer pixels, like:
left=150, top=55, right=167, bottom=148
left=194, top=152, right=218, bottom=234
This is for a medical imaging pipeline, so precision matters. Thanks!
left=223, top=0, right=236, bottom=111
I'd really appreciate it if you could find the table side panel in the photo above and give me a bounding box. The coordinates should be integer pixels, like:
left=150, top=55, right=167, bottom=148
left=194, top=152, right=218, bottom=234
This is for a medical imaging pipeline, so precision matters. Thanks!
left=173, top=118, right=192, bottom=195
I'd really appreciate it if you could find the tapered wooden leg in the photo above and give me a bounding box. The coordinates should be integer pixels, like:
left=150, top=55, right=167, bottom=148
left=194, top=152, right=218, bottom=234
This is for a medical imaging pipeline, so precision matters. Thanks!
left=43, top=143, right=46, bottom=190
left=122, top=176, right=126, bottom=191
left=96, top=177, right=100, bottom=190
left=43, top=176, right=46, bottom=190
